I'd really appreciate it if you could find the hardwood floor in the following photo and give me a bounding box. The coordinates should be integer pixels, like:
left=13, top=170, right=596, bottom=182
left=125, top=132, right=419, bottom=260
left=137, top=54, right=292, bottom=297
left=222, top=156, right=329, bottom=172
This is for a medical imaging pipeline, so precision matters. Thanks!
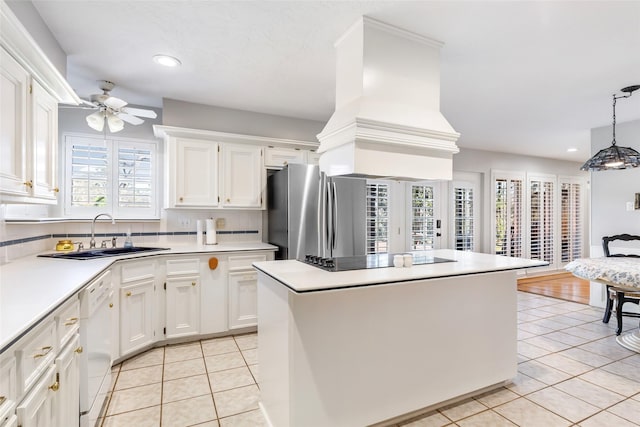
left=517, top=272, right=590, bottom=304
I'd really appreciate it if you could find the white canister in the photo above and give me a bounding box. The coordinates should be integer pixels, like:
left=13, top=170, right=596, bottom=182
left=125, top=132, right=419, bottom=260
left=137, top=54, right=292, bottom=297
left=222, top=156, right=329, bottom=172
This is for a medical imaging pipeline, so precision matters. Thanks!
left=403, top=254, right=413, bottom=267
left=393, top=254, right=404, bottom=268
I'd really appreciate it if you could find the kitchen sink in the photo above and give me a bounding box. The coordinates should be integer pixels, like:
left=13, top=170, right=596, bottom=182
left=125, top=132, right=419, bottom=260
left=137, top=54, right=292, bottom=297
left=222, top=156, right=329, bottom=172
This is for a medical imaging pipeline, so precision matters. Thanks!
left=38, top=246, right=170, bottom=260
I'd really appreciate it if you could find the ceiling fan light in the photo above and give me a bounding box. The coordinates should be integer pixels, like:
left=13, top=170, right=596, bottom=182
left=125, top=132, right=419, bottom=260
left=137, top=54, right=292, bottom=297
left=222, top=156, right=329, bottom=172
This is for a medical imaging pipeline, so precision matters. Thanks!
left=107, top=114, right=124, bottom=133
left=153, top=54, right=181, bottom=67
left=86, top=111, right=105, bottom=132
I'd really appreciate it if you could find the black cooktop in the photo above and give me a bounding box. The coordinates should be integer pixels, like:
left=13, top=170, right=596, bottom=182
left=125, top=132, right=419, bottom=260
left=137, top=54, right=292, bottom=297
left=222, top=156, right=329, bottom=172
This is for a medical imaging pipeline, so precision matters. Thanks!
left=301, top=253, right=456, bottom=272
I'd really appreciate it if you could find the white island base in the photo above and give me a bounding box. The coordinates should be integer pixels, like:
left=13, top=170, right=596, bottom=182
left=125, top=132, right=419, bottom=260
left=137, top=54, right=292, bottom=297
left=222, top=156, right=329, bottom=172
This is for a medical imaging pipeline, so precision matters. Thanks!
left=257, top=269, right=519, bottom=427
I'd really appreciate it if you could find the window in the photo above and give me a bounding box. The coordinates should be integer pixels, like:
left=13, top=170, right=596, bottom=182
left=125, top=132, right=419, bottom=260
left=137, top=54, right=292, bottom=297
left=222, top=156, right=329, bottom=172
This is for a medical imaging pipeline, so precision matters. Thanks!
left=410, top=184, right=436, bottom=250
left=365, top=182, right=390, bottom=254
left=493, top=174, right=524, bottom=257
left=453, top=186, right=474, bottom=251
left=560, top=178, right=583, bottom=263
left=528, top=175, right=555, bottom=264
left=64, top=134, right=158, bottom=218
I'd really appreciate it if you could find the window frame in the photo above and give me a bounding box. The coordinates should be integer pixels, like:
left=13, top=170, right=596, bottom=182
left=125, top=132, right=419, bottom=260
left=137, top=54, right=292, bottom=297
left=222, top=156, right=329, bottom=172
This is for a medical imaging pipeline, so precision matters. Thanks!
left=63, top=133, right=160, bottom=219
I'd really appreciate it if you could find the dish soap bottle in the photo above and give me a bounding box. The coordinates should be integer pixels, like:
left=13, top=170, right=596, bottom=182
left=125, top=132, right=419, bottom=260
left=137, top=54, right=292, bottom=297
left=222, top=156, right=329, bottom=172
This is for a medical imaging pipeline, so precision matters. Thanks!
left=124, top=229, right=134, bottom=248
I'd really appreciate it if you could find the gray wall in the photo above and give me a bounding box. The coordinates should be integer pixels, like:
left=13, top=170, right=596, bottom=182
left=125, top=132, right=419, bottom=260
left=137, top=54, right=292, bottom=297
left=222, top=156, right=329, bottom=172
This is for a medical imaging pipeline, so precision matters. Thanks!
left=162, top=98, right=324, bottom=142
left=5, top=0, right=67, bottom=76
left=590, top=119, right=640, bottom=245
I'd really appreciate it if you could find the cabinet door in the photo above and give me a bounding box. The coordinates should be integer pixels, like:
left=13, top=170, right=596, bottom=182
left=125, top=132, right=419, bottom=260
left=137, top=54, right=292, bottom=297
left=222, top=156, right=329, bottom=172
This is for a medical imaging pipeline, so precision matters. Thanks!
left=228, top=270, right=258, bottom=329
left=264, top=147, right=305, bottom=169
left=120, top=280, right=155, bottom=356
left=173, top=138, right=219, bottom=207
left=0, top=47, right=29, bottom=197
left=30, top=80, right=58, bottom=200
left=221, top=144, right=263, bottom=208
left=16, top=365, right=56, bottom=427
left=165, top=277, right=200, bottom=338
left=55, top=335, right=80, bottom=427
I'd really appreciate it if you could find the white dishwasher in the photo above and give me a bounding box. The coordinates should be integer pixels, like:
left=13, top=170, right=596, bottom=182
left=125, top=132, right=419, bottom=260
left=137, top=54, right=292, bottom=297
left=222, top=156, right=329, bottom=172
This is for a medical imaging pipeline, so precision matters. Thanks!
left=79, top=270, right=112, bottom=427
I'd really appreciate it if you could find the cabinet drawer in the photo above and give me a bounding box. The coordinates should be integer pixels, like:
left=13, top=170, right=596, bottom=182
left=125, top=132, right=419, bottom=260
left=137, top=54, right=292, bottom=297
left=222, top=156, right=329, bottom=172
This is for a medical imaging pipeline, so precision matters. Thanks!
left=264, top=147, right=305, bottom=168
left=121, top=260, right=155, bottom=283
left=0, top=355, right=16, bottom=423
left=166, top=258, right=200, bottom=276
left=15, top=320, right=56, bottom=395
left=228, top=254, right=267, bottom=271
left=55, top=297, right=80, bottom=349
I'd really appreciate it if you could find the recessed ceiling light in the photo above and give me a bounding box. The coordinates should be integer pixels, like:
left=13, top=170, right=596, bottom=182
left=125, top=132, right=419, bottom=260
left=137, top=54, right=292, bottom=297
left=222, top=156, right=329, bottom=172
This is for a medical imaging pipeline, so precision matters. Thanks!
left=567, top=148, right=578, bottom=152
left=153, top=54, right=181, bottom=67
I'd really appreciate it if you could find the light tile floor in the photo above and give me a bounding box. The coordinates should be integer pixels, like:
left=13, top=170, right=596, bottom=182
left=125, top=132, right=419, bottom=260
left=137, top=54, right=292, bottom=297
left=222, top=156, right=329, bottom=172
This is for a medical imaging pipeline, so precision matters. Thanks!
left=100, top=292, right=640, bottom=426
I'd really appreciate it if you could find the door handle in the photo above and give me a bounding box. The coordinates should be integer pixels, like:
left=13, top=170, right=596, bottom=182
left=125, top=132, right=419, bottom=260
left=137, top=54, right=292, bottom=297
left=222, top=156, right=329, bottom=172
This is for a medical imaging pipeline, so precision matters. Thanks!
left=331, top=182, right=337, bottom=250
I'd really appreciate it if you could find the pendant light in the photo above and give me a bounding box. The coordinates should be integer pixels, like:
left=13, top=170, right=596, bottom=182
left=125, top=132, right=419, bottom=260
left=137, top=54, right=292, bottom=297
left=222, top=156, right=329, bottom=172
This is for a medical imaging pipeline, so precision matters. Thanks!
left=581, top=85, right=640, bottom=171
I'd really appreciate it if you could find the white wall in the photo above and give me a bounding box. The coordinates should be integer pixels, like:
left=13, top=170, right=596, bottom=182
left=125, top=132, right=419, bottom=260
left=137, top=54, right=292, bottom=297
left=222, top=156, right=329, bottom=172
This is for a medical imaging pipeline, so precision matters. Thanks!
left=5, top=0, right=67, bottom=76
left=589, top=119, right=640, bottom=244
left=162, top=98, right=324, bottom=142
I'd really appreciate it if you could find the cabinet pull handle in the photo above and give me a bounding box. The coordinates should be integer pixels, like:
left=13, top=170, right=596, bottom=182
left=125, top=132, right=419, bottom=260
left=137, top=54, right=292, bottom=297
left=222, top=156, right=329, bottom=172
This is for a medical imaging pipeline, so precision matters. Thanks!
left=126, top=291, right=132, bottom=297
left=33, top=345, right=53, bottom=358
left=49, top=374, right=60, bottom=392
left=75, top=346, right=83, bottom=354
left=109, top=303, right=114, bottom=308
left=0, top=396, right=5, bottom=405
left=23, top=180, right=33, bottom=188
left=179, top=197, right=184, bottom=202
left=283, top=160, right=288, bottom=165
left=226, top=198, right=230, bottom=202
left=192, top=282, right=196, bottom=286
left=52, top=187, right=60, bottom=193
left=64, top=317, right=78, bottom=326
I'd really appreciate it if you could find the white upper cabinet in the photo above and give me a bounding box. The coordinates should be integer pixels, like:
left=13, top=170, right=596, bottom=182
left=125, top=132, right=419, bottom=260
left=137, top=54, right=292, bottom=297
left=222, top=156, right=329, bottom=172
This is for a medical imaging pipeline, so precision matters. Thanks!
left=221, top=144, right=263, bottom=208
left=167, top=137, right=219, bottom=207
left=264, top=146, right=305, bottom=169
left=0, top=47, right=29, bottom=198
left=30, top=80, right=58, bottom=200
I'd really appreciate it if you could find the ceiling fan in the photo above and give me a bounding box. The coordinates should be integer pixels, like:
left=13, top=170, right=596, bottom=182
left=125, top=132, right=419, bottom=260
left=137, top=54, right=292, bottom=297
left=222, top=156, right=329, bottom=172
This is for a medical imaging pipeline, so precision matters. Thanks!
left=73, top=80, right=157, bottom=133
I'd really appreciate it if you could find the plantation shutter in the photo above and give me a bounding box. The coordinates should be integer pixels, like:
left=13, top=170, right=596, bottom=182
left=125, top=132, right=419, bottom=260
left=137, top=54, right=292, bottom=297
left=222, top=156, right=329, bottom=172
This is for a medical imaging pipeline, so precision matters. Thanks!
left=453, top=186, right=474, bottom=251
left=69, top=139, right=109, bottom=208
left=560, top=179, right=583, bottom=263
left=411, top=184, right=436, bottom=251
left=494, top=175, right=524, bottom=257
left=529, top=177, right=555, bottom=264
left=117, top=142, right=154, bottom=213
left=365, top=182, right=390, bottom=254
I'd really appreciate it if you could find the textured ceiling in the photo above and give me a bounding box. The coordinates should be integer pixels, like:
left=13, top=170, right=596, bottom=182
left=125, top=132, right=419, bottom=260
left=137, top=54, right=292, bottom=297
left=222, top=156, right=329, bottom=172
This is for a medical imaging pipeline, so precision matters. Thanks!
left=32, top=1, right=640, bottom=162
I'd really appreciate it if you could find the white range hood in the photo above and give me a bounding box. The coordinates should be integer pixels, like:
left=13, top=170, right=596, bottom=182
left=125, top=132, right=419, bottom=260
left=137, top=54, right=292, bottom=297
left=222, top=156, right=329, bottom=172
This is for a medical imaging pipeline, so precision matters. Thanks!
left=317, top=17, right=460, bottom=181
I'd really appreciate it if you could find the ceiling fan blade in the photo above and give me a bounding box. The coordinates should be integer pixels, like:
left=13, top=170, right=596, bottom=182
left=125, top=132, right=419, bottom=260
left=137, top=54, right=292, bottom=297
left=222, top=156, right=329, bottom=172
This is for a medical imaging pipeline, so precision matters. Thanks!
left=121, top=106, right=157, bottom=119
left=107, top=114, right=124, bottom=133
left=104, top=96, right=128, bottom=110
left=118, top=113, right=145, bottom=125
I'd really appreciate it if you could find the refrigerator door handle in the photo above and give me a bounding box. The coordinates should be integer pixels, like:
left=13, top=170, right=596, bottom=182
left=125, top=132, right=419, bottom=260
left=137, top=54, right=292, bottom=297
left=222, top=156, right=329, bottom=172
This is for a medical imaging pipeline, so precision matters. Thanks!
left=326, top=180, right=332, bottom=254
left=331, top=181, right=337, bottom=250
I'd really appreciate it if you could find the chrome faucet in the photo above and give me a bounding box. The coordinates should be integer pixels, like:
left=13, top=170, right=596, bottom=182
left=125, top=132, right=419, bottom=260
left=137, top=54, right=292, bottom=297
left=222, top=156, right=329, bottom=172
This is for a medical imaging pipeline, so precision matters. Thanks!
left=90, top=213, right=115, bottom=248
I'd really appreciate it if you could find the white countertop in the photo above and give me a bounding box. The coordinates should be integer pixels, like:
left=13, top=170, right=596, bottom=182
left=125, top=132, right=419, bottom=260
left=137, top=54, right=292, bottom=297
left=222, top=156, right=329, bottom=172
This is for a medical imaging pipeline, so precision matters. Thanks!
left=253, top=249, right=547, bottom=293
left=0, top=242, right=276, bottom=352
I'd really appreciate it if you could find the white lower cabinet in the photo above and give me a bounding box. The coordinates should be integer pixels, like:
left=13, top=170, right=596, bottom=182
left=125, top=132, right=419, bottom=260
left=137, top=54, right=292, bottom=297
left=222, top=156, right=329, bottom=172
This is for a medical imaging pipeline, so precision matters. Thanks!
left=16, top=366, right=56, bottom=427
left=228, top=270, right=259, bottom=329
left=120, top=280, right=156, bottom=356
left=165, top=277, right=200, bottom=338
left=54, top=335, right=80, bottom=427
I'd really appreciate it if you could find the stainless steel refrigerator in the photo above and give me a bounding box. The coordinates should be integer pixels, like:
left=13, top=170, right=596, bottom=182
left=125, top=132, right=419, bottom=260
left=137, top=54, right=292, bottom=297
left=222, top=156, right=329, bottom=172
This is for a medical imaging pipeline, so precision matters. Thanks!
left=267, top=164, right=366, bottom=260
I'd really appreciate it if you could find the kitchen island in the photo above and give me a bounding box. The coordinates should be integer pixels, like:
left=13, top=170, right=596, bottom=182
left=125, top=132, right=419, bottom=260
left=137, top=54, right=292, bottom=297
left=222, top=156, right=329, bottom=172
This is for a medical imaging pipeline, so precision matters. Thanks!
left=253, top=250, right=545, bottom=427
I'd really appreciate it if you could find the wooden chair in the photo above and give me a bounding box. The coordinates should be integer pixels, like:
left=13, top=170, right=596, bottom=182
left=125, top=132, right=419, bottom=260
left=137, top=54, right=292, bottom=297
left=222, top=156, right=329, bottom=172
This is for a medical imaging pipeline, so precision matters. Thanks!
left=601, top=234, right=640, bottom=335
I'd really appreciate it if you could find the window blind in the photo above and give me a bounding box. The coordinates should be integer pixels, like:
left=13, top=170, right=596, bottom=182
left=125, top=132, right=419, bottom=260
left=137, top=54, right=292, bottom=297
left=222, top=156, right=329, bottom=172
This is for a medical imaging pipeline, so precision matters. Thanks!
left=529, top=179, right=554, bottom=264
left=117, top=144, right=153, bottom=209
left=411, top=185, right=435, bottom=251
left=365, top=183, right=389, bottom=254
left=453, top=186, right=474, bottom=251
left=70, top=142, right=109, bottom=207
left=560, top=181, right=582, bottom=263
left=494, top=177, right=523, bottom=257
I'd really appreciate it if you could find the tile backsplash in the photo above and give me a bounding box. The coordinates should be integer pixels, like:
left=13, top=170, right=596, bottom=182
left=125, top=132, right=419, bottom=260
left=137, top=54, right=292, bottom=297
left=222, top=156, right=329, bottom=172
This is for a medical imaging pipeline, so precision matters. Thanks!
left=0, top=206, right=264, bottom=264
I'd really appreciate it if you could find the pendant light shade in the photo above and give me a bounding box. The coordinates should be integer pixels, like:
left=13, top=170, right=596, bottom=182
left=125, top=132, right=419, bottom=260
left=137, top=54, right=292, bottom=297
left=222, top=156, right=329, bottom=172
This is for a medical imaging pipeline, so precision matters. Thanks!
left=86, top=110, right=105, bottom=132
left=581, top=85, right=640, bottom=171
